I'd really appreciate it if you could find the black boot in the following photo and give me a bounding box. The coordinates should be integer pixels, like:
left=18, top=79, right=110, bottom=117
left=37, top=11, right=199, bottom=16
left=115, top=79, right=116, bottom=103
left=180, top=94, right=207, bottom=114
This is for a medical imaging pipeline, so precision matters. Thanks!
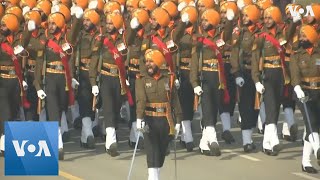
left=289, top=124, right=298, bottom=142
left=106, top=143, right=119, bottom=157
left=62, top=132, right=70, bottom=142
left=0, top=150, right=4, bottom=157
left=221, top=130, right=235, bottom=144
left=302, top=165, right=318, bottom=174
left=80, top=136, right=95, bottom=149
left=59, top=148, right=64, bottom=160
left=262, top=148, right=272, bottom=156
left=209, top=142, right=221, bottom=156
left=73, top=116, right=82, bottom=130
left=244, top=143, right=256, bottom=153
left=186, top=142, right=194, bottom=152
left=269, top=144, right=281, bottom=156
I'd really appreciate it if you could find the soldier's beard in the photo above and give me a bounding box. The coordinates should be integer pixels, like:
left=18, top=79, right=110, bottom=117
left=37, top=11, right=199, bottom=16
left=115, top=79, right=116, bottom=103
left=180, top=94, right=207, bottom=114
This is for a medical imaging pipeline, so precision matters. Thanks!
left=299, top=40, right=313, bottom=49
left=107, top=28, right=117, bottom=34
left=266, top=22, right=276, bottom=29
left=84, top=24, right=95, bottom=32
left=203, top=24, right=213, bottom=31
left=147, top=66, right=159, bottom=76
left=244, top=20, right=253, bottom=26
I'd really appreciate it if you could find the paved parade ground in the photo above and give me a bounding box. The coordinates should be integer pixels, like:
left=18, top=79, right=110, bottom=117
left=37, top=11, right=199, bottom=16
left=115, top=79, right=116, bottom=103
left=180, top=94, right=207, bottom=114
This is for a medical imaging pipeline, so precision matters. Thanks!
left=1, top=108, right=320, bottom=180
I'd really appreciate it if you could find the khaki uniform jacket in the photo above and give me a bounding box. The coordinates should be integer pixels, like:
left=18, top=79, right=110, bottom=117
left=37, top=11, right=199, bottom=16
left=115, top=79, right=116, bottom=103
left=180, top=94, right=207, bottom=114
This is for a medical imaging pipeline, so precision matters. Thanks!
left=89, top=31, right=128, bottom=86
left=190, top=20, right=233, bottom=88
left=290, top=47, right=320, bottom=87
left=33, top=16, right=82, bottom=91
left=251, top=26, right=289, bottom=83
left=230, top=25, right=260, bottom=77
left=135, top=73, right=182, bottom=124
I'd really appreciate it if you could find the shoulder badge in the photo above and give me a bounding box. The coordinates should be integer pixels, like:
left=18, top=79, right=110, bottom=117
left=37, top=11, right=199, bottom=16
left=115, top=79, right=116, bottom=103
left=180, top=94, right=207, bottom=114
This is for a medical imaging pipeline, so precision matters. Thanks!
left=37, top=50, right=43, bottom=57
left=252, top=43, right=257, bottom=51
left=232, top=39, right=238, bottom=45
left=293, top=35, right=298, bottom=43
left=141, top=44, right=147, bottom=51
left=145, top=82, right=152, bottom=88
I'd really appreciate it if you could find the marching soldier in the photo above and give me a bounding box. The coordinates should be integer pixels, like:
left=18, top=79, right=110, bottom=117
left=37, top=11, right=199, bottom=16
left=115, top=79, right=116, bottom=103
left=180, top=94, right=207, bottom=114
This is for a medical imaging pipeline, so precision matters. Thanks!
left=190, top=8, right=233, bottom=156
left=50, top=2, right=74, bottom=142
left=76, top=9, right=102, bottom=149
left=173, top=5, right=197, bottom=151
left=89, top=12, right=133, bottom=157
left=126, top=8, right=150, bottom=148
left=0, top=13, right=33, bottom=156
left=218, top=1, right=238, bottom=144
left=252, top=6, right=289, bottom=156
left=290, top=25, right=320, bottom=174
left=23, top=10, right=42, bottom=121
left=34, top=7, right=83, bottom=160
left=135, top=49, right=182, bottom=180
left=231, top=4, right=260, bottom=152
left=279, top=3, right=303, bottom=142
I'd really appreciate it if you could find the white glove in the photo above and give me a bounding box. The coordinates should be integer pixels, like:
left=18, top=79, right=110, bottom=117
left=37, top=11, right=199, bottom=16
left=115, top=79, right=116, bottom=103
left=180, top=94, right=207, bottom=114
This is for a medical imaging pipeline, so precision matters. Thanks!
left=255, top=82, right=265, bottom=94
left=226, top=9, right=235, bottom=21
left=22, top=81, right=28, bottom=90
left=293, top=13, right=301, bottom=23
left=175, top=79, right=180, bottom=89
left=73, top=6, right=84, bottom=19
left=120, top=5, right=124, bottom=13
left=71, top=78, right=79, bottom=89
left=130, top=17, right=140, bottom=29
left=92, top=85, right=99, bottom=96
left=136, top=119, right=145, bottom=131
left=235, top=77, right=244, bottom=87
left=194, top=86, right=203, bottom=96
left=52, top=0, right=59, bottom=6
left=237, top=0, right=245, bottom=10
left=22, top=6, right=31, bottom=16
left=51, top=5, right=60, bottom=13
left=37, top=90, right=46, bottom=99
left=88, top=0, right=98, bottom=9
left=294, top=85, right=305, bottom=99
left=126, top=79, right=130, bottom=86
left=14, top=45, right=24, bottom=55
left=155, top=0, right=160, bottom=5
left=181, top=13, right=189, bottom=23
left=214, top=0, right=219, bottom=5
left=174, top=124, right=181, bottom=139
left=27, top=20, right=36, bottom=31
left=178, top=2, right=187, bottom=11
left=70, top=5, right=76, bottom=15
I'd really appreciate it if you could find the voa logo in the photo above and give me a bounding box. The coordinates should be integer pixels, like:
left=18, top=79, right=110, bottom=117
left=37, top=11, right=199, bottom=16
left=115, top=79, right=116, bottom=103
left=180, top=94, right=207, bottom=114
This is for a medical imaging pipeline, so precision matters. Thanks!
left=12, top=140, right=51, bottom=157
left=288, top=5, right=315, bottom=17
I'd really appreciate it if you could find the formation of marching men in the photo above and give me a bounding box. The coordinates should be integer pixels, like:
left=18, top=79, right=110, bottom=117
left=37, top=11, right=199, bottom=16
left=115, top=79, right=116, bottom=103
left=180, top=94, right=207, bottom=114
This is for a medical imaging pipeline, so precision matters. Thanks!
left=0, top=0, right=319, bottom=178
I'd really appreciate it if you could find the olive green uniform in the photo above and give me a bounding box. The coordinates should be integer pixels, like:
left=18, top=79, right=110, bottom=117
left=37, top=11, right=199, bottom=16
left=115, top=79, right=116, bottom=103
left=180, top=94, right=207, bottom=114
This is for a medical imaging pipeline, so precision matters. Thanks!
left=135, top=73, right=182, bottom=168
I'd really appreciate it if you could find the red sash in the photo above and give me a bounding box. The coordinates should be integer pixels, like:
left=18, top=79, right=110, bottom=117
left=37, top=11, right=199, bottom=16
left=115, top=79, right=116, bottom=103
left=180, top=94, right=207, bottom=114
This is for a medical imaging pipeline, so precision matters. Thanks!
left=47, top=39, right=75, bottom=106
left=1, top=43, right=31, bottom=108
left=103, top=38, right=134, bottom=106
left=151, top=35, right=175, bottom=91
left=259, top=32, right=290, bottom=97
left=197, top=37, right=230, bottom=104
